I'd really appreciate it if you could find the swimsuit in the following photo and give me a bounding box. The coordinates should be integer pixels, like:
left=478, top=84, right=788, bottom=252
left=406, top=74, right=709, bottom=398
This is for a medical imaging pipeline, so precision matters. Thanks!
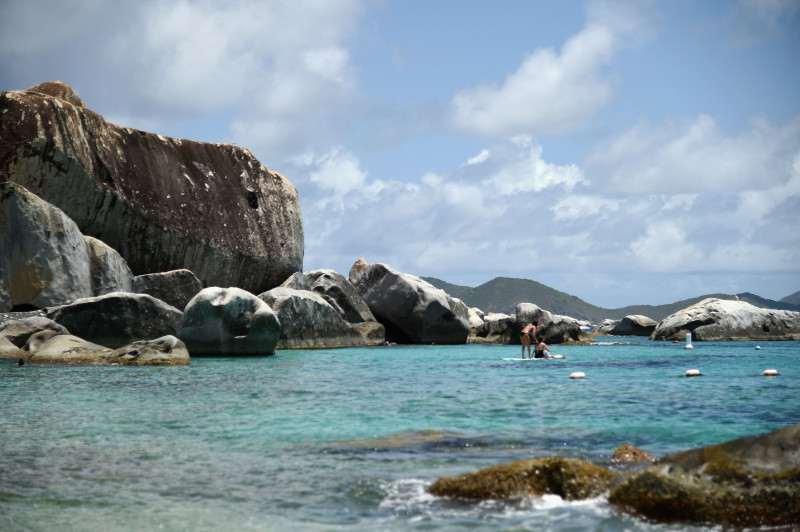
left=534, top=350, right=545, bottom=358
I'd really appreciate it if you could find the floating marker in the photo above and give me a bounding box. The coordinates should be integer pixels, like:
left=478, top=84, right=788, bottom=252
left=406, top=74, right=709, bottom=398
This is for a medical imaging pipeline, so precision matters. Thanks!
left=755, top=346, right=762, bottom=350
left=762, top=369, right=778, bottom=376
left=684, top=333, right=693, bottom=350
left=685, top=369, right=701, bottom=377
left=569, top=371, right=586, bottom=379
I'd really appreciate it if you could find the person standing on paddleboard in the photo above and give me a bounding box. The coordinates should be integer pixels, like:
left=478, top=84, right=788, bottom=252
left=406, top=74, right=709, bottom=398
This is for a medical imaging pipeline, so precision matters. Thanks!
left=520, top=322, right=536, bottom=359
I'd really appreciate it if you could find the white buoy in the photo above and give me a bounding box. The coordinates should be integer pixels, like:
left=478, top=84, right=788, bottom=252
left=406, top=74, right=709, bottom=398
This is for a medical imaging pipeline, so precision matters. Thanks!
left=755, top=346, right=762, bottom=350
left=685, top=369, right=701, bottom=377
left=763, top=369, right=778, bottom=376
left=684, top=333, right=693, bottom=350
left=569, top=371, right=586, bottom=379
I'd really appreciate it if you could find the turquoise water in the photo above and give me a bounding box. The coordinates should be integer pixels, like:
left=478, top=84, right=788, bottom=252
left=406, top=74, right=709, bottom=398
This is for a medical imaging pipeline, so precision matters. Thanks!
left=2, top=337, right=798, bottom=531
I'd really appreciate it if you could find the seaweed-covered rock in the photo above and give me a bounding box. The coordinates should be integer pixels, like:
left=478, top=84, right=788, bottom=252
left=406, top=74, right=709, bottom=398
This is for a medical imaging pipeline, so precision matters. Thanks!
left=611, top=444, right=657, bottom=464
left=609, top=423, right=800, bottom=528
left=429, top=457, right=617, bottom=500
left=105, top=335, right=189, bottom=366
left=178, top=287, right=280, bottom=355
left=47, top=292, right=181, bottom=348
left=651, top=298, right=800, bottom=341
left=1, top=81, right=303, bottom=293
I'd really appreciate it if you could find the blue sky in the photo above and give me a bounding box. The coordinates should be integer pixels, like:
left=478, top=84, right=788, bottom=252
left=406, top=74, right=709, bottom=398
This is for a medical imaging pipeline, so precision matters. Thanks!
left=2, top=0, right=799, bottom=308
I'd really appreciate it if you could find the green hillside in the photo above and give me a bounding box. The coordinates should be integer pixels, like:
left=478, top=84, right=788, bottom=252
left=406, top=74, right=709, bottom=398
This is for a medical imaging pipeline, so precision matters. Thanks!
left=423, top=277, right=800, bottom=322
left=779, top=290, right=800, bottom=306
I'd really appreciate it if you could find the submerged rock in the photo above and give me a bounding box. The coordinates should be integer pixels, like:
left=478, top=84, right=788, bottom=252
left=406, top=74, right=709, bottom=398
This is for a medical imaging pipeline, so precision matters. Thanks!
left=178, top=287, right=280, bottom=355
left=429, top=457, right=617, bottom=501
left=1, top=81, right=304, bottom=293
left=609, top=423, right=800, bottom=528
left=348, top=259, right=470, bottom=344
left=651, top=298, right=800, bottom=341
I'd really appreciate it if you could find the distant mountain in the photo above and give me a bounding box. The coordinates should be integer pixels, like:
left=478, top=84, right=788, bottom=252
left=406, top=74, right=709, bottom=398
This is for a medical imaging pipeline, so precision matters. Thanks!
left=780, top=290, right=800, bottom=306
left=423, top=276, right=800, bottom=322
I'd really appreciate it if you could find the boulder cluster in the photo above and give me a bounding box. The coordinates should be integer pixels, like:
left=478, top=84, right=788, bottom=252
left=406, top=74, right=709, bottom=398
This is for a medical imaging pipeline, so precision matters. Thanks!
left=429, top=423, right=800, bottom=528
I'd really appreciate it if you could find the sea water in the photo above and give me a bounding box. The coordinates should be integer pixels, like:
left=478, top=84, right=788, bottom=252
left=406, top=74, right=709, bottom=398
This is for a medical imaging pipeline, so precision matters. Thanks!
left=1, top=337, right=798, bottom=531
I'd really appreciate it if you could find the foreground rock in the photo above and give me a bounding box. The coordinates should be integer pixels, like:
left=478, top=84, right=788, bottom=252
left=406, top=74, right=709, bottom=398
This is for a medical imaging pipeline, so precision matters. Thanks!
left=349, top=259, right=470, bottom=344
left=177, top=287, right=280, bottom=355
left=0, top=182, right=92, bottom=310
left=1, top=81, right=304, bottom=293
left=609, top=423, right=800, bottom=528
left=259, top=287, right=375, bottom=348
left=429, top=457, right=617, bottom=500
left=27, top=334, right=188, bottom=365
left=132, top=269, right=202, bottom=311
left=651, top=298, right=800, bottom=341
left=611, top=444, right=657, bottom=464
left=85, top=236, right=133, bottom=296
left=515, top=303, right=592, bottom=344
left=47, top=292, right=182, bottom=348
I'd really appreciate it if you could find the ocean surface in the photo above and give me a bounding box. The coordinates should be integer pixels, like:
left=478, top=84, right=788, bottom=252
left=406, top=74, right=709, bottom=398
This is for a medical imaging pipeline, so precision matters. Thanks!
left=2, top=337, right=798, bottom=531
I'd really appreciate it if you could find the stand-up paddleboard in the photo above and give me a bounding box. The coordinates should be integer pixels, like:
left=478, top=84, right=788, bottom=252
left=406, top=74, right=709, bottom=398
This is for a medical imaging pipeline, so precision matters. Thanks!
left=502, top=355, right=565, bottom=361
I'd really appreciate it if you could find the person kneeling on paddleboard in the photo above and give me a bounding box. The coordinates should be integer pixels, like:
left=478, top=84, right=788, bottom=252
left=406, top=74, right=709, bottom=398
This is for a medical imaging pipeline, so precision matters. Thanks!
left=533, top=337, right=550, bottom=359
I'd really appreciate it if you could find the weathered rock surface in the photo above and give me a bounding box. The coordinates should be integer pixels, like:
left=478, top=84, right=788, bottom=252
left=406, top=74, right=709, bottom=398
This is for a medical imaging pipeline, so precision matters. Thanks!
left=105, top=335, right=189, bottom=366
left=27, top=334, right=110, bottom=363
left=429, top=457, right=617, bottom=500
left=259, top=287, right=371, bottom=348
left=1, top=81, right=304, bottom=293
left=85, top=235, right=133, bottom=296
left=177, top=287, right=280, bottom=355
left=592, top=319, right=618, bottom=335
left=348, top=259, right=470, bottom=344
left=305, top=268, right=376, bottom=324
left=0, top=182, right=92, bottom=310
left=609, top=423, right=800, bottom=528
left=515, top=303, right=592, bottom=344
left=650, top=298, right=800, bottom=341
left=47, top=292, right=182, bottom=348
left=23, top=329, right=60, bottom=352
left=0, top=316, right=69, bottom=348
left=132, top=269, right=202, bottom=311
left=469, top=312, right=513, bottom=343
left=279, top=272, right=312, bottom=291
left=611, top=444, right=657, bottom=464
left=610, top=315, right=657, bottom=336
left=0, top=336, right=23, bottom=358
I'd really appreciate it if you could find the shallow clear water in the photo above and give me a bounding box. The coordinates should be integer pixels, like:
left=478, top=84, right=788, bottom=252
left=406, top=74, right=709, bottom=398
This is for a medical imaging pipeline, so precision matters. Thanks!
left=2, top=337, right=798, bottom=531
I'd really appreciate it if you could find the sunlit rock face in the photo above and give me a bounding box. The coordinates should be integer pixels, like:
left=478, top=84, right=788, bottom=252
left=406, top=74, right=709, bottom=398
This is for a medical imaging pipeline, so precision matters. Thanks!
left=0, top=81, right=304, bottom=294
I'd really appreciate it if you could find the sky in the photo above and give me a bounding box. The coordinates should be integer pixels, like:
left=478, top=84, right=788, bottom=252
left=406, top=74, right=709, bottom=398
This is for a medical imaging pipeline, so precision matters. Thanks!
left=2, top=0, right=799, bottom=308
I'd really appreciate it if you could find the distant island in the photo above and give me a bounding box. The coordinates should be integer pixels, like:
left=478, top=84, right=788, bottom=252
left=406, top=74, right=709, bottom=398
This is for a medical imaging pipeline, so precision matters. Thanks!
left=423, top=276, right=800, bottom=322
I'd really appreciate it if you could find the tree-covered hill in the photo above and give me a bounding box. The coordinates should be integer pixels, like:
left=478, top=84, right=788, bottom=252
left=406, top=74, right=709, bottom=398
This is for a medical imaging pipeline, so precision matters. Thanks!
left=423, top=276, right=800, bottom=322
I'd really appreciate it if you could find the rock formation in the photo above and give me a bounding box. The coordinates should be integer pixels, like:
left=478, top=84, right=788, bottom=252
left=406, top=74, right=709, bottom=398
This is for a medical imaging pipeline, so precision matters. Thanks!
left=651, top=298, right=800, bottom=341
left=1, top=81, right=303, bottom=294
left=348, top=259, right=470, bottom=344
left=514, top=303, right=592, bottom=344
left=305, top=269, right=376, bottom=324
left=85, top=235, right=133, bottom=296
left=0, top=182, right=93, bottom=310
left=610, top=315, right=657, bottom=336
left=177, top=287, right=280, bottom=355
left=429, top=457, right=617, bottom=500
left=47, top=292, right=182, bottom=348
left=259, top=286, right=373, bottom=348
left=609, top=423, right=800, bottom=528
left=132, top=269, right=202, bottom=311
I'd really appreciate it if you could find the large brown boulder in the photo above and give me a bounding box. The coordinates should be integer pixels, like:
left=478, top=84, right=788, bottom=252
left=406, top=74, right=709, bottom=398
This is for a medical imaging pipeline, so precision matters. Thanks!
left=429, top=457, right=618, bottom=500
left=609, top=423, right=800, bottom=528
left=0, top=81, right=304, bottom=294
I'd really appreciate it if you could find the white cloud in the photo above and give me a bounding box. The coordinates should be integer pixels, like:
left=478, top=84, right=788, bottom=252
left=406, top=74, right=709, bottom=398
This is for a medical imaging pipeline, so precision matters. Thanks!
left=551, top=195, right=619, bottom=221
left=588, top=114, right=800, bottom=194
left=628, top=222, right=703, bottom=272
left=466, top=149, right=490, bottom=165
left=449, top=0, right=655, bottom=137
